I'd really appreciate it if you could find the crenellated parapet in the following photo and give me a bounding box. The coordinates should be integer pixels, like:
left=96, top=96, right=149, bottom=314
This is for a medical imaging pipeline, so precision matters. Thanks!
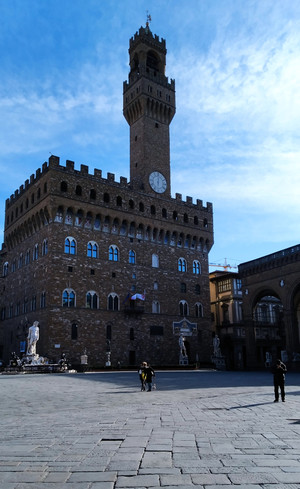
left=129, top=26, right=166, bottom=54
left=6, top=156, right=212, bottom=212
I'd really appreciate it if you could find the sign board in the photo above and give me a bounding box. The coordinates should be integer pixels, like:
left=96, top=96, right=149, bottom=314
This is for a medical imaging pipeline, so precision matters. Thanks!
left=173, top=318, right=197, bottom=336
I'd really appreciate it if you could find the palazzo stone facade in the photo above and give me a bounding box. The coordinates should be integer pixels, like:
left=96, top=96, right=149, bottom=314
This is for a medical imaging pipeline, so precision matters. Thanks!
left=0, top=25, right=214, bottom=368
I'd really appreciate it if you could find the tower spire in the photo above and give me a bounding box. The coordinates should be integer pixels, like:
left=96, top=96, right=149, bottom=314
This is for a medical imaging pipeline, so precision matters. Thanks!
left=146, top=11, right=152, bottom=28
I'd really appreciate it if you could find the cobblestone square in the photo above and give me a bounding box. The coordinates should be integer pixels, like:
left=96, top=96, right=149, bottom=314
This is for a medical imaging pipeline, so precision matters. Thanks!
left=0, top=370, right=299, bottom=488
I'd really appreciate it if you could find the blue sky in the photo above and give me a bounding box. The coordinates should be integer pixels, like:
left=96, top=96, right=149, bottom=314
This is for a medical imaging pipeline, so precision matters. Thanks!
left=1, top=0, right=299, bottom=268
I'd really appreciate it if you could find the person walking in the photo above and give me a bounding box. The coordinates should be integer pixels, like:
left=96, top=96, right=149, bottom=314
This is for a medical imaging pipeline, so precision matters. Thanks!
left=138, top=362, right=147, bottom=391
left=272, top=359, right=287, bottom=402
left=144, top=363, right=155, bottom=391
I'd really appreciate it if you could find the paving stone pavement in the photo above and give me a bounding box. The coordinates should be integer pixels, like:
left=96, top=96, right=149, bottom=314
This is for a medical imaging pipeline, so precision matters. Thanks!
left=0, top=369, right=300, bottom=489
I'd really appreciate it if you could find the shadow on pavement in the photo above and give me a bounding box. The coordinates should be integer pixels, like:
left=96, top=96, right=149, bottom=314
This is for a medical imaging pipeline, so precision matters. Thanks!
left=68, top=370, right=300, bottom=392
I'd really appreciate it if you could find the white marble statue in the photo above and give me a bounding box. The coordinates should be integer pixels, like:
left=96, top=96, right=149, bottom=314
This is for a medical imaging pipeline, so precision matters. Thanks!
left=179, top=334, right=187, bottom=357
left=26, top=321, right=40, bottom=356
left=213, top=335, right=221, bottom=357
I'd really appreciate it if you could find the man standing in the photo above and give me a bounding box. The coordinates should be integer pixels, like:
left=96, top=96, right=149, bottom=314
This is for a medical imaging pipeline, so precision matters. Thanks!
left=144, top=363, right=155, bottom=392
left=272, top=359, right=287, bottom=402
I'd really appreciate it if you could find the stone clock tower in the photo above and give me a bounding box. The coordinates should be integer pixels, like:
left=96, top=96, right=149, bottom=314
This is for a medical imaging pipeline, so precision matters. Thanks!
left=123, top=24, right=176, bottom=196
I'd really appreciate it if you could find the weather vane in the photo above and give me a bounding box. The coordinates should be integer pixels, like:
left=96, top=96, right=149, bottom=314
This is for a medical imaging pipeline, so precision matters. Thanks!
left=146, top=11, right=152, bottom=28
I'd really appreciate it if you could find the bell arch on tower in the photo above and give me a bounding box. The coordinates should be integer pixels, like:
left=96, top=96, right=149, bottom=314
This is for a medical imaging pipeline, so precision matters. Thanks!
left=146, top=50, right=161, bottom=73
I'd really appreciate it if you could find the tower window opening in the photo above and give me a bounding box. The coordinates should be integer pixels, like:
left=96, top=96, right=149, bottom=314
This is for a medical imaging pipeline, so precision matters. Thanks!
left=146, top=51, right=159, bottom=71
left=75, top=185, right=82, bottom=196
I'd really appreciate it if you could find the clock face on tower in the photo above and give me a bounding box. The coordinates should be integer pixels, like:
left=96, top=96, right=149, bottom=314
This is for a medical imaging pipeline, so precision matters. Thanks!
left=149, top=171, right=167, bottom=193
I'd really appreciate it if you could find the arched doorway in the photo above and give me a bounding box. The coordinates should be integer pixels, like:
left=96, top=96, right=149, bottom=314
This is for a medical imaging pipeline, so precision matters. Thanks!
left=252, top=291, right=285, bottom=366
left=291, top=284, right=300, bottom=358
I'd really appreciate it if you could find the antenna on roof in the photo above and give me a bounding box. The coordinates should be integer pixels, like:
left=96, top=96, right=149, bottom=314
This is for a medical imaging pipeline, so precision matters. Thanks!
left=146, top=11, right=152, bottom=28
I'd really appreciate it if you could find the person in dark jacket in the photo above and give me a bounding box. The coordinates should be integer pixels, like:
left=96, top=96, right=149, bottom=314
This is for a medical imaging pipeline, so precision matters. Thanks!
left=144, top=363, right=155, bottom=391
left=272, top=359, right=287, bottom=402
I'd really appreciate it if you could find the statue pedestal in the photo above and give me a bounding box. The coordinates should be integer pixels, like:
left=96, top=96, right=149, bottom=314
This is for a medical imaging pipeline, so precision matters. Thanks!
left=179, top=354, right=188, bottom=366
left=211, top=355, right=226, bottom=370
left=23, top=354, right=44, bottom=366
left=105, top=352, right=111, bottom=367
left=81, top=355, right=88, bottom=365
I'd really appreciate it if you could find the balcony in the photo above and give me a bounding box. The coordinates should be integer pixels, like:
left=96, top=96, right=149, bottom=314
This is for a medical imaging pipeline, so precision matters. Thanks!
left=123, top=305, right=145, bottom=316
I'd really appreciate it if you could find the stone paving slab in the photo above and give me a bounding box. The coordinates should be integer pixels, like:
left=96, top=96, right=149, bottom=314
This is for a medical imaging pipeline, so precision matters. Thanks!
left=0, top=369, right=300, bottom=488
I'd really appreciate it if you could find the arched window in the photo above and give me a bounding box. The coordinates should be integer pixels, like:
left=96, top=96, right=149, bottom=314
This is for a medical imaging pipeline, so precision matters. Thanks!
left=75, top=185, right=82, bottom=196
left=194, top=216, right=199, bottom=225
left=87, top=241, right=98, bottom=258
left=116, top=196, right=122, bottom=206
left=31, top=295, right=36, bottom=312
left=42, top=239, right=48, bottom=256
left=151, top=205, right=156, bottom=215
left=3, top=262, right=8, bottom=277
left=152, top=301, right=160, bottom=314
left=173, top=210, right=178, bottom=221
left=65, top=237, right=76, bottom=255
left=129, top=327, right=135, bottom=340
left=195, top=284, right=201, bottom=295
left=108, top=293, right=119, bottom=311
left=71, top=323, right=78, bottom=340
left=25, top=250, right=30, bottom=265
left=103, top=192, right=110, bottom=203
left=162, top=208, right=167, bottom=218
left=195, top=302, right=203, bottom=318
left=62, top=289, right=76, bottom=307
left=193, top=260, right=201, bottom=275
left=139, top=202, right=144, bottom=212
left=18, top=254, right=23, bottom=269
left=129, top=199, right=134, bottom=209
left=153, top=281, right=158, bottom=290
left=178, top=258, right=187, bottom=272
left=33, top=244, right=39, bottom=261
left=86, top=291, right=98, bottom=309
left=183, top=213, right=189, bottom=223
left=60, top=181, right=68, bottom=192
left=90, top=189, right=96, bottom=199
left=180, top=300, right=188, bottom=316
left=129, top=250, right=136, bottom=264
left=203, top=218, right=208, bottom=228
left=109, top=245, right=119, bottom=261
left=152, top=253, right=159, bottom=268
left=11, top=259, right=16, bottom=273
left=40, top=291, right=46, bottom=308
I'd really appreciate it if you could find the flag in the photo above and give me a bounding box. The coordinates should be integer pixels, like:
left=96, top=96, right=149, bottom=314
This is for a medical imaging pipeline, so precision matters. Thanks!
left=122, top=292, right=131, bottom=304
left=131, top=290, right=146, bottom=301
